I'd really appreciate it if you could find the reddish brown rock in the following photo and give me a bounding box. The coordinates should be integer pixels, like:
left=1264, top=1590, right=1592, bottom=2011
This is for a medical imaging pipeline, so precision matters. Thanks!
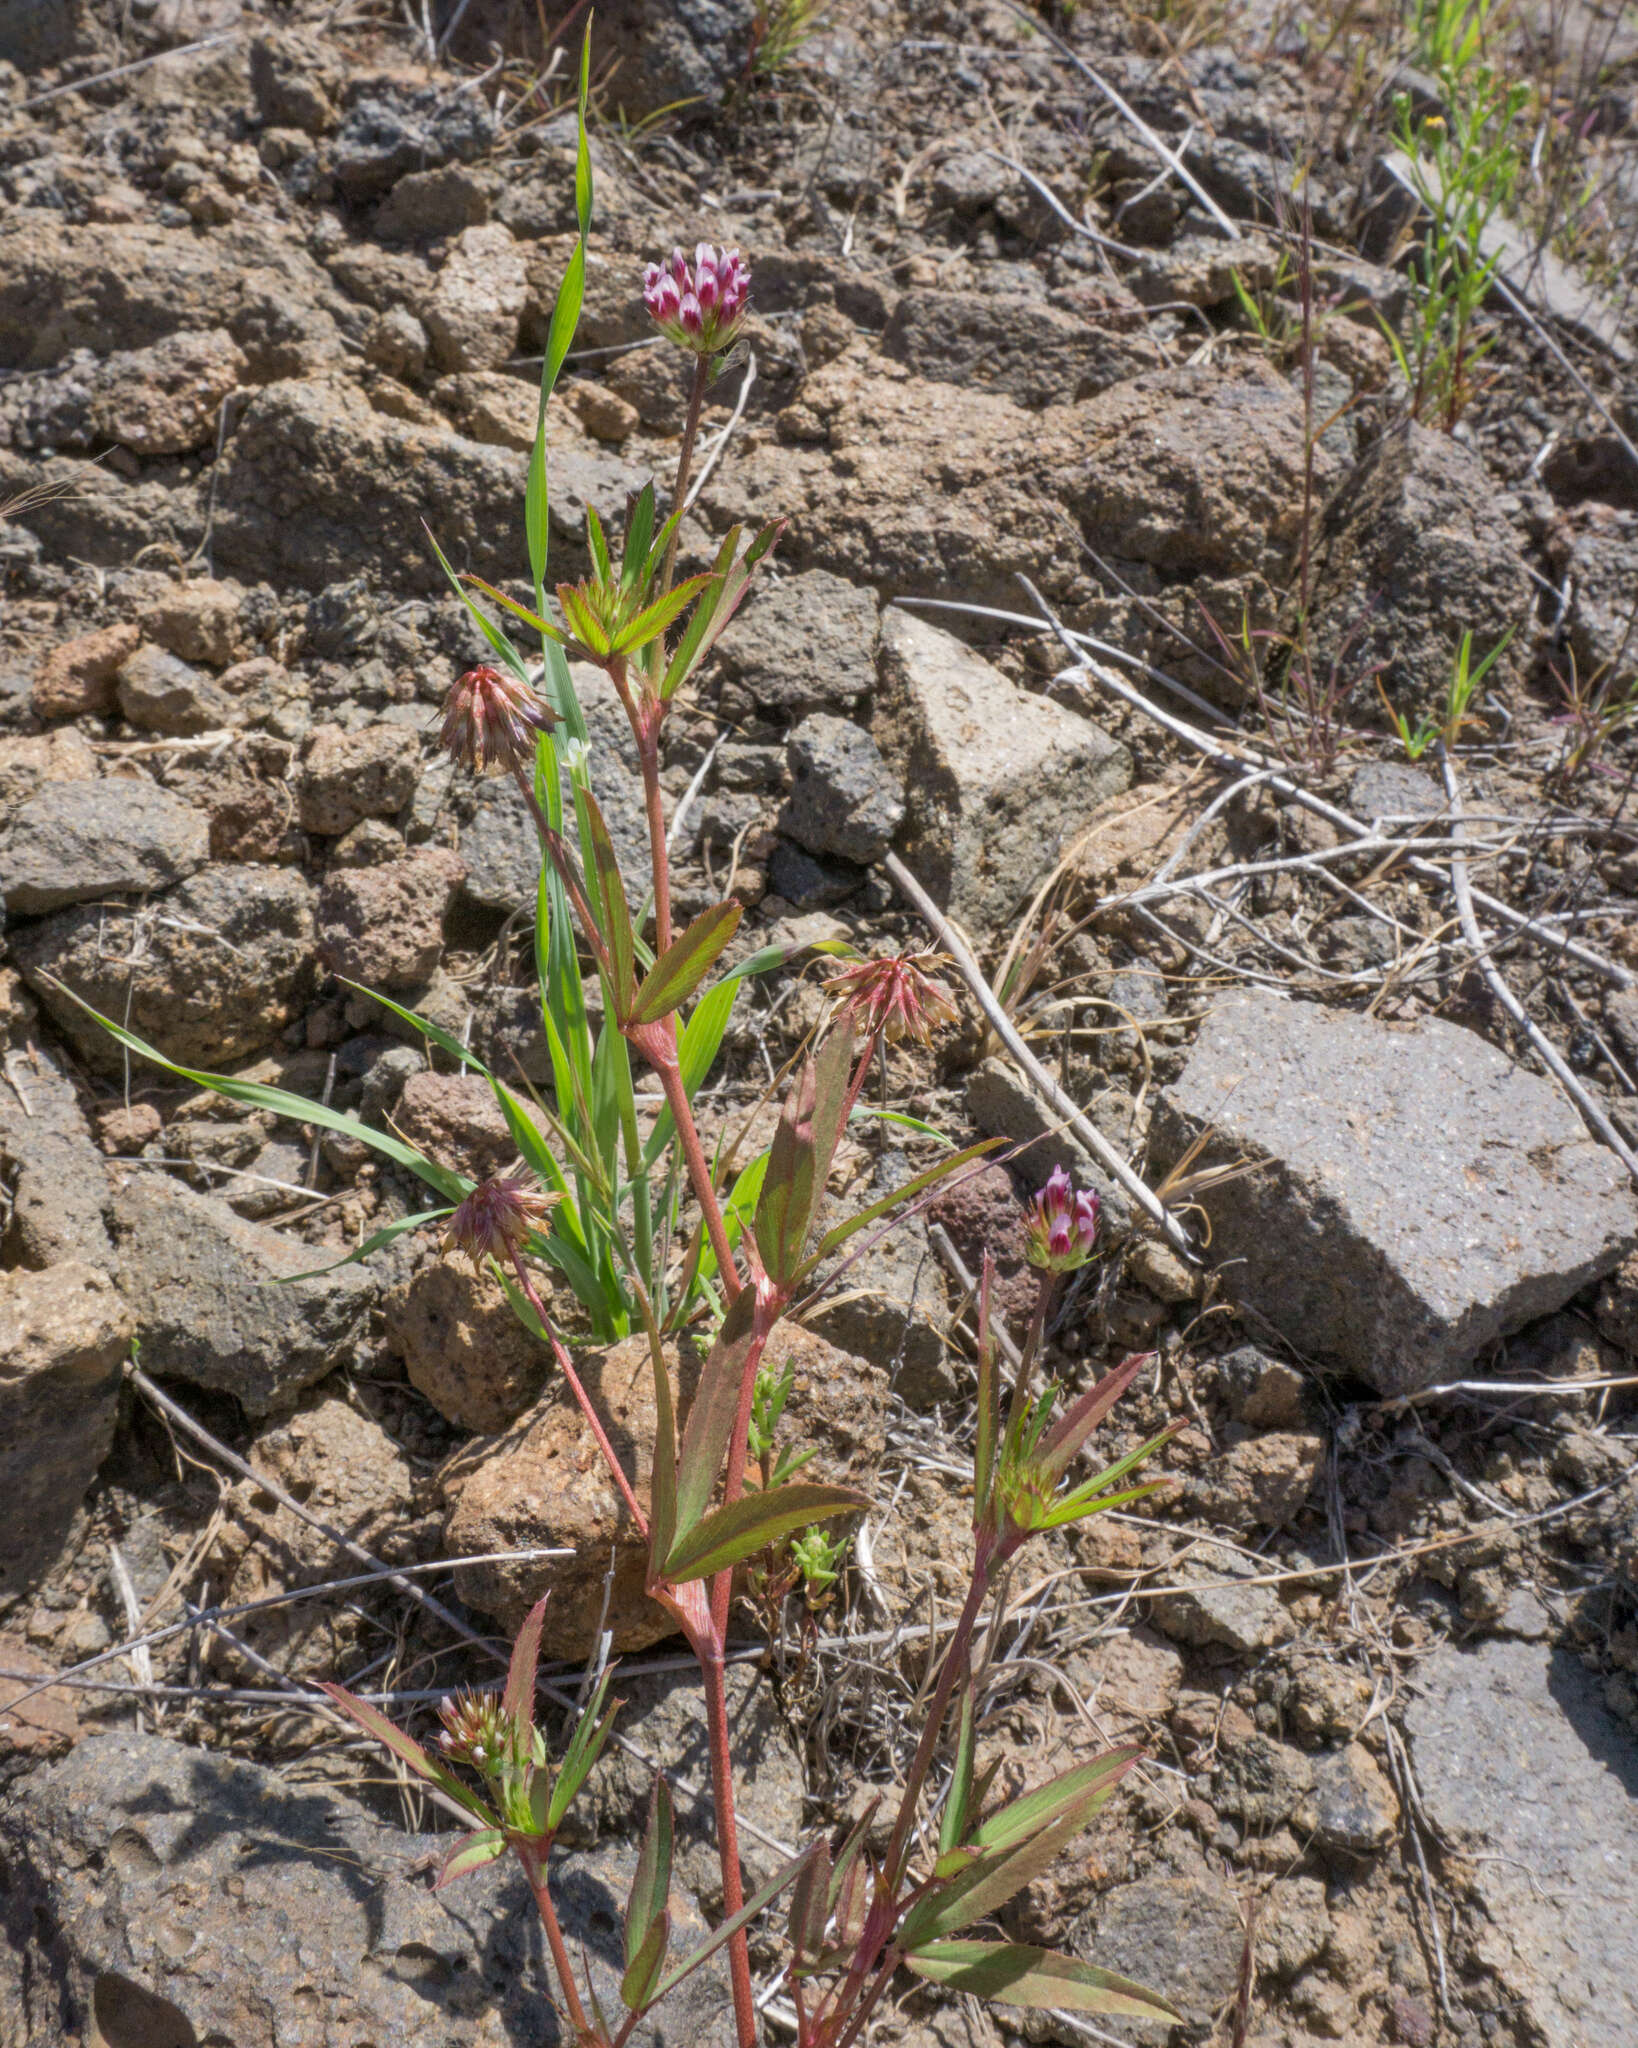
left=442, top=1324, right=888, bottom=1660
left=385, top=1259, right=548, bottom=1433
left=394, top=1070, right=525, bottom=1183
left=295, top=722, right=421, bottom=837
left=0, top=1634, right=79, bottom=1764
left=316, top=847, right=463, bottom=990
left=32, top=622, right=141, bottom=720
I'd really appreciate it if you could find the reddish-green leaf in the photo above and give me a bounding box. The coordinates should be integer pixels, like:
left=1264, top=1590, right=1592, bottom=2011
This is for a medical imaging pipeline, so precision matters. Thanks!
left=787, top=1835, right=831, bottom=1963
left=672, top=1289, right=756, bottom=1540
left=612, top=573, right=715, bottom=656
left=939, top=1687, right=979, bottom=1859
left=898, top=1802, right=1104, bottom=1950
left=558, top=583, right=610, bottom=657
left=630, top=901, right=743, bottom=1027
left=1037, top=1352, right=1153, bottom=1485
left=755, top=1028, right=853, bottom=1290
left=315, top=1682, right=492, bottom=1823
left=626, top=1777, right=674, bottom=1970
left=434, top=1828, right=508, bottom=1890
left=664, top=1482, right=866, bottom=1584
left=461, top=575, right=564, bottom=643
left=502, top=1594, right=548, bottom=1741
left=903, top=1941, right=1181, bottom=2022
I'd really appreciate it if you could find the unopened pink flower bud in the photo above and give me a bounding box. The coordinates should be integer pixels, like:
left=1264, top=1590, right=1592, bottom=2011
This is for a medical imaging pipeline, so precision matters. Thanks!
left=442, top=1176, right=559, bottom=1270
left=1024, top=1167, right=1101, bottom=1274
left=642, top=241, right=751, bottom=355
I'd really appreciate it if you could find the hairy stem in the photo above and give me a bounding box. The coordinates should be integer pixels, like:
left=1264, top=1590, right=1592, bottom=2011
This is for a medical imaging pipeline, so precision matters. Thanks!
left=648, top=1040, right=742, bottom=1299
left=700, top=1639, right=758, bottom=2048
left=880, top=1562, right=992, bottom=1892
left=636, top=721, right=673, bottom=953
left=511, top=1248, right=649, bottom=1536
left=660, top=355, right=711, bottom=602
left=520, top=1842, right=593, bottom=2039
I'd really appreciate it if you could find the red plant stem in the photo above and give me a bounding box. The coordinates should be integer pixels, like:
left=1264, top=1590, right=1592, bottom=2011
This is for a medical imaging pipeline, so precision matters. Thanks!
left=519, top=1840, right=593, bottom=2038
left=648, top=1039, right=742, bottom=1299
left=659, top=355, right=710, bottom=603
left=879, top=1561, right=992, bottom=1892
left=825, top=1953, right=901, bottom=2048
left=636, top=720, right=673, bottom=953
left=700, top=1637, right=758, bottom=2048
left=510, top=1248, right=649, bottom=1536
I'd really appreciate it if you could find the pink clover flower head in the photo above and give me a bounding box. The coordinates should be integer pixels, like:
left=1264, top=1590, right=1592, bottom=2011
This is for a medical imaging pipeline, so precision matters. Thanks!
left=437, top=1687, right=510, bottom=1774
left=1024, top=1166, right=1101, bottom=1274
left=441, top=1176, right=559, bottom=1271
left=440, top=664, right=556, bottom=776
left=643, top=242, right=750, bottom=355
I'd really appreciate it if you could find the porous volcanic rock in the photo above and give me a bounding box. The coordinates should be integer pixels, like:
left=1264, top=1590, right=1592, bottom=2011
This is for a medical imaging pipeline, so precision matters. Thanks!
left=109, top=1172, right=376, bottom=1415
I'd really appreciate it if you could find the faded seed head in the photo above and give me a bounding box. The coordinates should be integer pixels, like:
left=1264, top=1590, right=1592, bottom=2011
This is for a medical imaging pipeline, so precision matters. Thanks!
left=442, top=1176, right=559, bottom=1270
left=823, top=948, right=959, bottom=1047
left=440, top=665, right=556, bottom=776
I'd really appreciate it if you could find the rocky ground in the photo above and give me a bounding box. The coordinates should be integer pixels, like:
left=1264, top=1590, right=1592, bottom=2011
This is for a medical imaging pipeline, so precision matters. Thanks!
left=3, top=1, right=1638, bottom=2045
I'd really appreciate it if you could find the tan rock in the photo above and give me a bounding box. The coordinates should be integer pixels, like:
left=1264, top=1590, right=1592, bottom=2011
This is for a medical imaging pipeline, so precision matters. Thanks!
left=442, top=1324, right=887, bottom=1659
left=32, top=622, right=141, bottom=720
left=425, top=223, right=528, bottom=374
left=385, top=1259, right=547, bottom=1433
left=87, top=327, right=248, bottom=456
left=138, top=577, right=247, bottom=667
left=294, top=722, right=420, bottom=837
left=0, top=727, right=97, bottom=808
left=0, top=1263, right=132, bottom=1599
left=1190, top=1430, right=1325, bottom=1534
left=567, top=380, right=639, bottom=444
left=436, top=368, right=538, bottom=450
left=394, top=1070, right=526, bottom=1183
left=0, top=1633, right=79, bottom=1762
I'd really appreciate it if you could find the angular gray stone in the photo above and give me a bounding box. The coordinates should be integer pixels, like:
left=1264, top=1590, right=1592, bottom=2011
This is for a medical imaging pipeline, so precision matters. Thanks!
left=110, top=1171, right=376, bottom=1415
left=1294, top=1741, right=1398, bottom=1855
left=294, top=720, right=421, bottom=836
left=1150, top=1540, right=1294, bottom=1653
left=1211, top=1733, right=1314, bottom=1828
left=0, top=1730, right=733, bottom=2048
left=880, top=289, right=1153, bottom=407
left=0, top=776, right=208, bottom=913
left=876, top=611, right=1131, bottom=932
left=116, top=642, right=244, bottom=735
left=1079, top=1875, right=1244, bottom=2033
left=0, top=1263, right=131, bottom=1599
left=1156, top=988, right=1638, bottom=1395
left=715, top=568, right=878, bottom=718
left=1406, top=1639, right=1638, bottom=2048
left=781, top=713, right=903, bottom=865
left=15, top=864, right=318, bottom=1075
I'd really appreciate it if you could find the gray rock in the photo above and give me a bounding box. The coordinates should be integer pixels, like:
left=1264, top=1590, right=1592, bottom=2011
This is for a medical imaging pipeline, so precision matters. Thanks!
left=1405, top=1639, right=1638, bottom=2048
left=1294, top=1741, right=1398, bottom=1855
left=15, top=863, right=318, bottom=1076
left=117, top=642, right=244, bottom=736
left=0, top=1263, right=131, bottom=1599
left=329, top=84, right=496, bottom=202
left=767, top=841, right=861, bottom=909
left=1310, top=420, right=1533, bottom=718
left=1079, top=1875, right=1244, bottom=2034
left=781, top=713, right=904, bottom=864
left=876, top=612, right=1131, bottom=932
left=1155, top=988, right=1638, bottom=1395
left=963, top=1056, right=1105, bottom=1202
left=1211, top=1733, right=1314, bottom=1828
left=295, top=720, right=421, bottom=836
left=584, top=0, right=755, bottom=116
left=214, top=375, right=627, bottom=595
left=715, top=569, right=879, bottom=720
left=0, top=776, right=208, bottom=913
left=0, top=1730, right=733, bottom=2048
left=110, top=1171, right=376, bottom=1415
left=0, top=1042, right=112, bottom=1268
left=880, top=289, right=1152, bottom=408
left=806, top=1152, right=953, bottom=1408
left=317, top=847, right=464, bottom=991
left=1151, top=1540, right=1294, bottom=1653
